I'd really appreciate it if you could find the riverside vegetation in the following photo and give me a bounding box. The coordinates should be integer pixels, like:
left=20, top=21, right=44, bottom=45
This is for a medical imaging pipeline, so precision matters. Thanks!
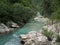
left=0, top=0, right=60, bottom=45
left=0, top=0, right=60, bottom=26
left=0, top=0, right=36, bottom=33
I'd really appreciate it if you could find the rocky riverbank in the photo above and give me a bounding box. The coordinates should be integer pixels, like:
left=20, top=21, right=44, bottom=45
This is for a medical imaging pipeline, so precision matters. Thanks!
left=19, top=17, right=60, bottom=45
left=19, top=31, right=50, bottom=45
left=0, top=21, right=19, bottom=34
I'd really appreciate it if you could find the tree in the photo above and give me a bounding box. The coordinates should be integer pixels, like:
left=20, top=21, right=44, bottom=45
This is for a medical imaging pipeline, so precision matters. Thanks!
left=0, top=0, right=35, bottom=25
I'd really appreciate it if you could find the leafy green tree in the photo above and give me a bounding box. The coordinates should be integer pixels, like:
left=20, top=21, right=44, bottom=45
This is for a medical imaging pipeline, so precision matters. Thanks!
left=51, top=9, right=60, bottom=22
left=0, top=0, right=35, bottom=25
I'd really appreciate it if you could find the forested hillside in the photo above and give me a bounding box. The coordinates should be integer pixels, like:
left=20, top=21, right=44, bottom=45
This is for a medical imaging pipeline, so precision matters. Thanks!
left=32, top=0, right=60, bottom=22
left=0, top=0, right=60, bottom=45
left=0, top=0, right=60, bottom=25
left=0, top=0, right=36, bottom=25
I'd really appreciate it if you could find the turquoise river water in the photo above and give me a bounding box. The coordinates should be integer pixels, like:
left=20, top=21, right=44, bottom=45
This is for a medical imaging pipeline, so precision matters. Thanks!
left=0, top=13, right=45, bottom=45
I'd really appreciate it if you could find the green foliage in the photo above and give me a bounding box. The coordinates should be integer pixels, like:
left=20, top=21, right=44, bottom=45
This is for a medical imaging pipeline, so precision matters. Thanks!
left=9, top=0, right=20, bottom=3
left=0, top=2, right=11, bottom=23
left=32, top=0, right=60, bottom=21
left=43, top=30, right=53, bottom=41
left=56, top=35, right=60, bottom=42
left=0, top=0, right=60, bottom=24
left=50, top=0, right=60, bottom=11
left=0, top=0, right=35, bottom=25
left=36, top=0, right=60, bottom=22
left=51, top=9, right=60, bottom=22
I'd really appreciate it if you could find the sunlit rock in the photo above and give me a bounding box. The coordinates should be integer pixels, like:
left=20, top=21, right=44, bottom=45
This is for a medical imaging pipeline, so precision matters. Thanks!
left=34, top=17, right=39, bottom=20
left=9, top=28, right=14, bottom=31
left=20, top=31, right=48, bottom=45
left=43, top=24, right=57, bottom=33
left=43, top=26, right=48, bottom=30
left=0, top=23, right=10, bottom=34
left=7, top=21, right=19, bottom=28
left=20, top=34, right=28, bottom=40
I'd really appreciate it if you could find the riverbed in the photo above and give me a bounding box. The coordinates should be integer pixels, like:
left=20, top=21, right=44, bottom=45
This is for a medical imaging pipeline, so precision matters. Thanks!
left=0, top=12, right=45, bottom=45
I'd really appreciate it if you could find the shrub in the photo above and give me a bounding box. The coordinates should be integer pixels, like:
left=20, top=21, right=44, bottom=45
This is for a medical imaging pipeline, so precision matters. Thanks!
left=43, top=30, right=53, bottom=41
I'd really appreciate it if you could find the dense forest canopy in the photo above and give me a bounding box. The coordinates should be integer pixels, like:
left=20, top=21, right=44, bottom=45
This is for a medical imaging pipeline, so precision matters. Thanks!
left=33, top=0, right=60, bottom=21
left=0, top=0, right=36, bottom=25
left=0, top=0, right=60, bottom=25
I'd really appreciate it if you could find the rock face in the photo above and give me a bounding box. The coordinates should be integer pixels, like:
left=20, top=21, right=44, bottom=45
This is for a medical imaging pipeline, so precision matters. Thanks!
left=20, top=31, right=49, bottom=45
left=42, top=22, right=60, bottom=45
left=19, top=15, right=60, bottom=45
left=43, top=24, right=56, bottom=33
left=0, top=23, right=10, bottom=34
left=0, top=21, right=20, bottom=34
left=34, top=16, right=49, bottom=23
left=19, top=16, right=60, bottom=45
left=7, top=21, right=19, bottom=28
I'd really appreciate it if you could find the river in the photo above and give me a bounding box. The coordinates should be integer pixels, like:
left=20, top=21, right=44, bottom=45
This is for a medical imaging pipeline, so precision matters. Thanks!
left=0, top=12, right=45, bottom=45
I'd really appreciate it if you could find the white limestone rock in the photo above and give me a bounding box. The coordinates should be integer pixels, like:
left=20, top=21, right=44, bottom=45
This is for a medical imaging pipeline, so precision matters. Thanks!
left=0, top=23, right=10, bottom=33
left=20, top=31, right=48, bottom=45
left=20, top=34, right=28, bottom=39
left=43, top=24, right=57, bottom=33
left=51, top=38, right=57, bottom=45
left=7, top=21, right=19, bottom=28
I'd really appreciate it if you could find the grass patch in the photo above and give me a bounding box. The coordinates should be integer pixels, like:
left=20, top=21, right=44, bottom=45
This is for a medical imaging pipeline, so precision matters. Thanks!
left=43, top=30, right=53, bottom=41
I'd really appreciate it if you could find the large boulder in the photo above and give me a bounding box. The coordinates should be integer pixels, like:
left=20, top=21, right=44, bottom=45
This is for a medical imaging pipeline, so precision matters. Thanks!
left=34, top=16, right=49, bottom=23
left=43, top=24, right=57, bottom=33
left=0, top=23, right=10, bottom=34
left=20, top=31, right=49, bottom=45
left=7, top=21, right=19, bottom=28
left=20, top=34, right=28, bottom=40
left=51, top=37, right=57, bottom=45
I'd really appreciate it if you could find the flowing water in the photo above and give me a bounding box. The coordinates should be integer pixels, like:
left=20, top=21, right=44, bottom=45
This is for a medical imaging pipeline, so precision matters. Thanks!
left=0, top=12, right=45, bottom=45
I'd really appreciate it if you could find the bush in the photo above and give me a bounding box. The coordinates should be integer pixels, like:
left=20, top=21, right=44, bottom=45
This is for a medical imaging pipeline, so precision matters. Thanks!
left=43, top=30, right=53, bottom=41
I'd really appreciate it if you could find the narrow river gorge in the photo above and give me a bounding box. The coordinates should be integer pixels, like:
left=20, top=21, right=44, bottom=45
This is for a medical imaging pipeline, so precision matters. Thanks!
left=0, top=12, right=45, bottom=45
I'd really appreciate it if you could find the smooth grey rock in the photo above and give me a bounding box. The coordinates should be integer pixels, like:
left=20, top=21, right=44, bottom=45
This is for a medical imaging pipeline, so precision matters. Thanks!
left=7, top=21, right=19, bottom=28
left=20, top=31, right=48, bottom=45
left=0, top=23, right=10, bottom=34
